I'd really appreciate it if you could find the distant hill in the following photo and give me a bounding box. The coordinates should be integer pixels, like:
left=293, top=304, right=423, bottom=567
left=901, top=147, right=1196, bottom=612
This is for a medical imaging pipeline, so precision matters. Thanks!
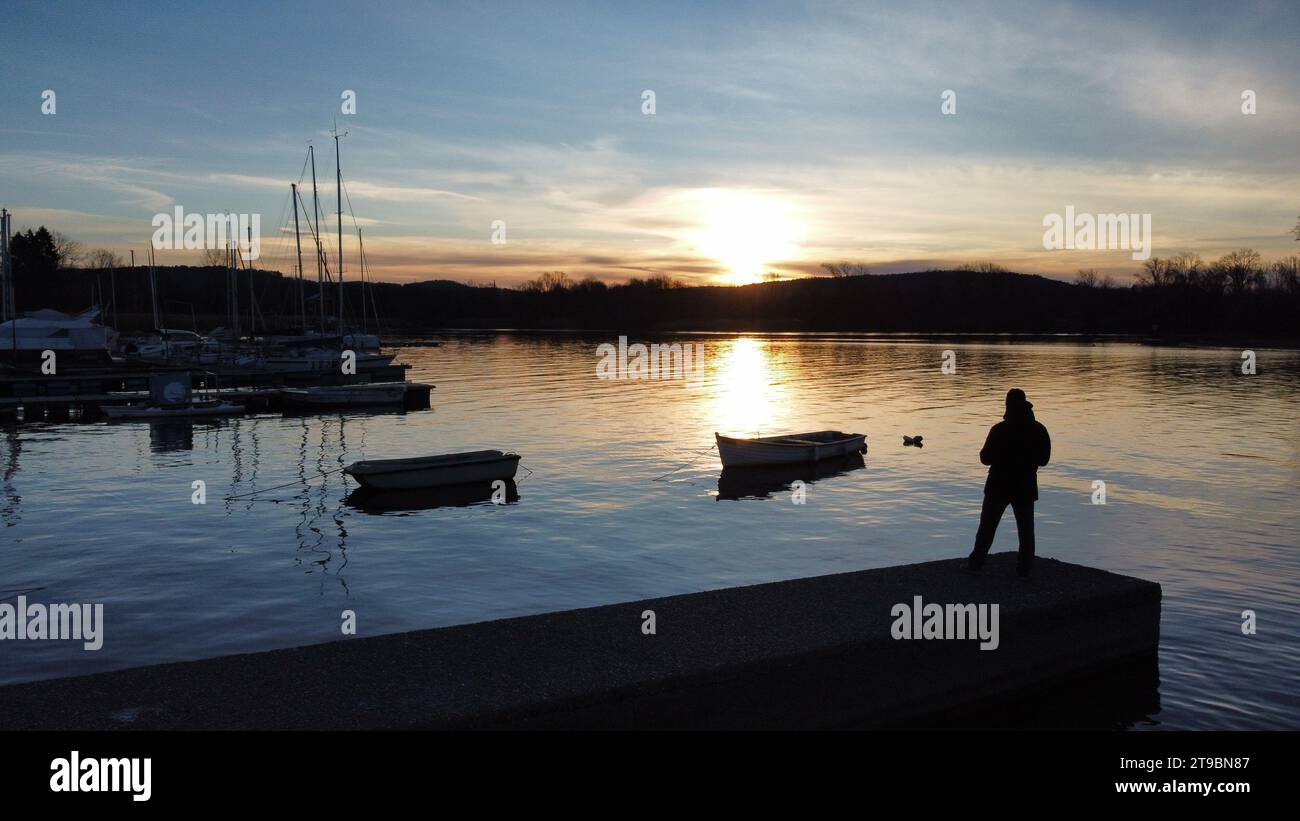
left=10, top=266, right=1298, bottom=342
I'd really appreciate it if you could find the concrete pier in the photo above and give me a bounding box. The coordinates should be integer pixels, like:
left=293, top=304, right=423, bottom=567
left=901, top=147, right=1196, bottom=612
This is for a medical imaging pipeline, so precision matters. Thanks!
left=0, top=554, right=1160, bottom=730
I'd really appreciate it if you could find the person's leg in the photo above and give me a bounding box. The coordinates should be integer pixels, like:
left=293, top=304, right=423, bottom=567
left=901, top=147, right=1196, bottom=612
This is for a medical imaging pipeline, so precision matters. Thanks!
left=1011, top=498, right=1035, bottom=576
left=967, top=495, right=1009, bottom=569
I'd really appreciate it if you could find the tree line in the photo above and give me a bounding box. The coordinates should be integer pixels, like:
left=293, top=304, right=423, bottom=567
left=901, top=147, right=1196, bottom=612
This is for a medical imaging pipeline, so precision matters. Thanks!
left=7, top=224, right=1300, bottom=341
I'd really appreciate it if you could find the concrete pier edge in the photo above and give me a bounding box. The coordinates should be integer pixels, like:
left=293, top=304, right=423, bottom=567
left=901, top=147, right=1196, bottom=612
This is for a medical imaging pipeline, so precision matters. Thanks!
left=0, top=553, right=1161, bottom=730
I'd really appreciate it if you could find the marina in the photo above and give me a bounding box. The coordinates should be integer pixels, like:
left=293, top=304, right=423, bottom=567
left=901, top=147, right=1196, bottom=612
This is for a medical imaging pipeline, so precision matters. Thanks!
left=0, top=135, right=432, bottom=424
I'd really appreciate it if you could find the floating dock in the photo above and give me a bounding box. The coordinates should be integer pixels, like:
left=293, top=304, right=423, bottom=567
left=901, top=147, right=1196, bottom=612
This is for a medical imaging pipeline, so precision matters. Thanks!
left=0, top=363, right=428, bottom=420
left=0, top=554, right=1160, bottom=730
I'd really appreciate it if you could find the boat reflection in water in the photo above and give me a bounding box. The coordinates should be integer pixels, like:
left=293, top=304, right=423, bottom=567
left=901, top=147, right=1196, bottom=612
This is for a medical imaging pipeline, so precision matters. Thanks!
left=345, top=479, right=520, bottom=513
left=716, top=452, right=866, bottom=501
left=280, top=404, right=411, bottom=421
left=148, top=419, right=232, bottom=453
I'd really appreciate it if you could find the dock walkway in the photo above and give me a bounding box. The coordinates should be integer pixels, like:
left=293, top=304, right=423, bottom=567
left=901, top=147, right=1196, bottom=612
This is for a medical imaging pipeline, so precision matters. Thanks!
left=0, top=554, right=1160, bottom=730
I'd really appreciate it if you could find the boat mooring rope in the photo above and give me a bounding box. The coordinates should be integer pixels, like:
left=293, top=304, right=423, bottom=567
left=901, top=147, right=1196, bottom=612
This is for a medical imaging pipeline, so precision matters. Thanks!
left=223, top=466, right=349, bottom=501
left=651, top=443, right=718, bottom=482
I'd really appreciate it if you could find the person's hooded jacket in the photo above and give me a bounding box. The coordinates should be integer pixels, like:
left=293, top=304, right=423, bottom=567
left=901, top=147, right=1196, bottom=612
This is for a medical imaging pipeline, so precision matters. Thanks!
left=980, top=392, right=1051, bottom=501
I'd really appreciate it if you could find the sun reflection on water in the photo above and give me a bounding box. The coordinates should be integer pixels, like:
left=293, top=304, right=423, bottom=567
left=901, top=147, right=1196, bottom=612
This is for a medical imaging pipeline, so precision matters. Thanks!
left=709, top=337, right=789, bottom=436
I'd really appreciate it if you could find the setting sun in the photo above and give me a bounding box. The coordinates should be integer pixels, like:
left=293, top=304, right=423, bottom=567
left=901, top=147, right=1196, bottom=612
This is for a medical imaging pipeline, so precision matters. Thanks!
left=683, top=190, right=807, bottom=285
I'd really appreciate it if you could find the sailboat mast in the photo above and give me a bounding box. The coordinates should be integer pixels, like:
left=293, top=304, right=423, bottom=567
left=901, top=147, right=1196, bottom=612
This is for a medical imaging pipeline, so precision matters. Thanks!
left=357, top=227, right=366, bottom=334
left=108, top=263, right=117, bottom=329
left=291, top=183, right=306, bottom=331
left=3, top=210, right=16, bottom=354
left=0, top=209, right=11, bottom=322
left=247, top=225, right=255, bottom=335
left=228, top=240, right=240, bottom=340
left=147, top=245, right=160, bottom=329
left=310, top=145, right=325, bottom=336
left=2, top=209, right=15, bottom=352
left=334, top=130, right=343, bottom=340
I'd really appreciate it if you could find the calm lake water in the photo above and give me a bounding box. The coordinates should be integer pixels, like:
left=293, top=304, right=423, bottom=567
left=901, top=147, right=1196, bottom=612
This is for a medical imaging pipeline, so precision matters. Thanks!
left=2, top=335, right=1297, bottom=729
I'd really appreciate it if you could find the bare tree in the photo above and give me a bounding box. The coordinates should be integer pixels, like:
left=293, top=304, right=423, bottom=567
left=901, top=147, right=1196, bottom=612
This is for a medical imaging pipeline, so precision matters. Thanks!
left=86, top=248, right=124, bottom=269
left=1167, top=252, right=1203, bottom=288
left=822, top=262, right=870, bottom=278
left=1074, top=268, right=1099, bottom=287
left=1199, top=258, right=1228, bottom=295
left=200, top=247, right=228, bottom=267
left=1218, top=248, right=1263, bottom=294
left=1137, top=257, right=1168, bottom=288
left=957, top=262, right=1009, bottom=274
left=1269, top=255, right=1300, bottom=293
left=520, top=271, right=570, bottom=293
left=642, top=274, right=682, bottom=289
left=50, top=231, right=84, bottom=268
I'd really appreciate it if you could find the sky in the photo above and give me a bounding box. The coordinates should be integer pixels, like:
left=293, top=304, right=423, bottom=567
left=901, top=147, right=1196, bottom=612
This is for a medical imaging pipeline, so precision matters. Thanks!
left=2, top=0, right=1298, bottom=286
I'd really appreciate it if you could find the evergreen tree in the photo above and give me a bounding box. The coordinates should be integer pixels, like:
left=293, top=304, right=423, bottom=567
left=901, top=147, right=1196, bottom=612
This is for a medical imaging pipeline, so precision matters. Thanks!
left=9, top=226, right=62, bottom=279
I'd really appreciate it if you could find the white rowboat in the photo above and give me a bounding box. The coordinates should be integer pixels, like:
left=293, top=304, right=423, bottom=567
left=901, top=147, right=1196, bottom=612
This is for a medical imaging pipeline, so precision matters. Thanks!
left=715, top=430, right=866, bottom=468
left=344, top=450, right=521, bottom=490
left=102, top=399, right=245, bottom=420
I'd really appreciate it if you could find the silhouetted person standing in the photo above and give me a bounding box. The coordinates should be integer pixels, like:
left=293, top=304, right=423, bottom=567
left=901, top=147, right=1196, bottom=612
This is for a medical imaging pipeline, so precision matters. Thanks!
left=967, top=388, right=1051, bottom=578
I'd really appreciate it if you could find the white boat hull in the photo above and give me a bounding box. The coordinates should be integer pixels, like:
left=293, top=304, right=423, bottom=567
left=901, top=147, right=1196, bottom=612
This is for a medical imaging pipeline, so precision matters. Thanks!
left=0, top=308, right=115, bottom=366
left=263, top=352, right=396, bottom=374
left=345, top=450, right=521, bottom=490
left=102, top=400, right=245, bottom=420
left=715, top=430, right=867, bottom=468
left=280, top=382, right=408, bottom=407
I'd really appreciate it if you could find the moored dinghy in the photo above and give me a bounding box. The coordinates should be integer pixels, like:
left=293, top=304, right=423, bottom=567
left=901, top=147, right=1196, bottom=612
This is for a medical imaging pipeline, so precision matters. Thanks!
left=344, top=449, right=521, bottom=490
left=715, top=430, right=867, bottom=468
left=102, top=399, right=245, bottom=420
left=279, top=381, right=414, bottom=408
